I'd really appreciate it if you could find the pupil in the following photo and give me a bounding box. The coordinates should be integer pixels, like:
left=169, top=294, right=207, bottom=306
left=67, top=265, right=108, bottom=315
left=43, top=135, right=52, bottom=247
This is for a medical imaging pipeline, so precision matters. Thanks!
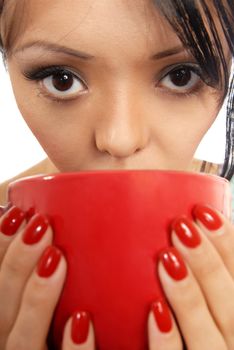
left=52, top=71, right=73, bottom=91
left=170, top=68, right=191, bottom=87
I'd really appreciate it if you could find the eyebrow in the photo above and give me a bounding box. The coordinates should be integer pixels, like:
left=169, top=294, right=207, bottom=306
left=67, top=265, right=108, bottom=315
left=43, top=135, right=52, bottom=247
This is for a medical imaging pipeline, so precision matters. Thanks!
left=151, top=45, right=187, bottom=60
left=14, top=40, right=187, bottom=61
left=14, top=40, right=95, bottom=60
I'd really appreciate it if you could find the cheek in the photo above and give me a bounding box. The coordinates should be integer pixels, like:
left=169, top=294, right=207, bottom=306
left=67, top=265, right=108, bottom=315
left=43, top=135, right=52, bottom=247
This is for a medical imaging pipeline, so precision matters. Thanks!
left=8, top=66, right=95, bottom=170
left=8, top=62, right=223, bottom=172
left=19, top=103, right=93, bottom=170
left=150, top=91, right=221, bottom=163
left=10, top=88, right=91, bottom=170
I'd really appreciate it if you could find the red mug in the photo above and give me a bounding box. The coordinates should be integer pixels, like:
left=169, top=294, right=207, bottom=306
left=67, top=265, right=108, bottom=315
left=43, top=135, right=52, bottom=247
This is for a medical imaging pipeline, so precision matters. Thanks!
left=8, top=170, right=231, bottom=350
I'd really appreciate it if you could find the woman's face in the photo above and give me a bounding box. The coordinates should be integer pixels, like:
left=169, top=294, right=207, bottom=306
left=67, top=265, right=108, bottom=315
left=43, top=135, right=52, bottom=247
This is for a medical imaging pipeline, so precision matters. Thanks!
left=6, top=0, right=231, bottom=171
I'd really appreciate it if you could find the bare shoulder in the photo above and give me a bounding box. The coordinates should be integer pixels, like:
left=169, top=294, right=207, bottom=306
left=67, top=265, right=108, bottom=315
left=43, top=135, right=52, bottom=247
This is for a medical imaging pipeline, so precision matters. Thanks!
left=0, top=158, right=58, bottom=206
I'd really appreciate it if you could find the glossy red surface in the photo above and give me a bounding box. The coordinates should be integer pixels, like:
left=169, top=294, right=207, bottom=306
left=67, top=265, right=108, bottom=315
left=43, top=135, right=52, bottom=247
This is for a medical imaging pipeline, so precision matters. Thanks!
left=71, top=311, right=90, bottom=344
left=8, top=170, right=231, bottom=350
left=158, top=247, right=188, bottom=281
left=151, top=299, right=172, bottom=333
left=193, top=204, right=223, bottom=231
left=0, top=206, right=25, bottom=236
left=37, top=245, right=62, bottom=278
left=171, top=217, right=201, bottom=248
left=22, top=214, right=49, bottom=245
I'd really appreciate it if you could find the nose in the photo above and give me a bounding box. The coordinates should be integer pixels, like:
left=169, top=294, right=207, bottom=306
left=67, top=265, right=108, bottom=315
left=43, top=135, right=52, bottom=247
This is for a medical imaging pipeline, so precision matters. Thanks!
left=95, top=98, right=149, bottom=158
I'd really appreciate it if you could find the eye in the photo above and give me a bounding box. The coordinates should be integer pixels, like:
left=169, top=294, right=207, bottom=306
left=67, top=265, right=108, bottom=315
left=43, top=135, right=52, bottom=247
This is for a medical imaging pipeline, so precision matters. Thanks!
left=23, top=66, right=87, bottom=100
left=42, top=69, right=86, bottom=98
left=159, top=65, right=202, bottom=94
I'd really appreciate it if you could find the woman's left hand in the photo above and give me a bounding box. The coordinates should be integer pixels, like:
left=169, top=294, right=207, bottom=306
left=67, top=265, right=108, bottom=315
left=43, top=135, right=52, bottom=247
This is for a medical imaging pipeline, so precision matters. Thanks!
left=62, top=204, right=234, bottom=350
left=148, top=203, right=234, bottom=350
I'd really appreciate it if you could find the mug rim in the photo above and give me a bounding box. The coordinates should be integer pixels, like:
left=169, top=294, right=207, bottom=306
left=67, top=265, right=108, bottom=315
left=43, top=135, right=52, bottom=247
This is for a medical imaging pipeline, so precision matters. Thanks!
left=8, top=169, right=230, bottom=187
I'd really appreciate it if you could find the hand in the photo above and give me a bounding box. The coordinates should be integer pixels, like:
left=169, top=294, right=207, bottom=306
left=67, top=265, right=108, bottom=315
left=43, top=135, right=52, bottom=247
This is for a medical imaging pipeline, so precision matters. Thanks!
left=147, top=204, right=234, bottom=349
left=2, top=204, right=232, bottom=350
left=0, top=203, right=158, bottom=350
left=0, top=205, right=71, bottom=350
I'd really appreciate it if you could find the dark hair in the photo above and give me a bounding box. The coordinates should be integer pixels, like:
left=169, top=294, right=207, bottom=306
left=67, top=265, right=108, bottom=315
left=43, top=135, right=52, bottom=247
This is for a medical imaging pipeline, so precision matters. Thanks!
left=0, top=0, right=234, bottom=179
left=154, top=0, right=234, bottom=180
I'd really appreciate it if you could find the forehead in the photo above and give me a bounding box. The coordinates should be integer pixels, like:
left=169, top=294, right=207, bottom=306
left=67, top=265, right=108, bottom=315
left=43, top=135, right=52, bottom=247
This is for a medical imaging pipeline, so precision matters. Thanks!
left=14, top=0, right=182, bottom=58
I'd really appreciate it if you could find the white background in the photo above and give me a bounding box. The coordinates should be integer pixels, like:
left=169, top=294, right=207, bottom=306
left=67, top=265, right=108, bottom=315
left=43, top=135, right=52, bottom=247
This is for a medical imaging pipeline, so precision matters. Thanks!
left=0, top=60, right=227, bottom=183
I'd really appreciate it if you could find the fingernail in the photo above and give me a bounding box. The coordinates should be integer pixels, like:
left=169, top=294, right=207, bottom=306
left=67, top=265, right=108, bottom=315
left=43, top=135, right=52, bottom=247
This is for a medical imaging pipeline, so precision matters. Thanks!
left=192, top=204, right=223, bottom=231
left=71, top=311, right=90, bottom=344
left=37, top=246, right=62, bottom=278
left=0, top=206, right=25, bottom=236
left=151, top=298, right=172, bottom=333
left=25, top=207, right=36, bottom=221
left=171, top=217, right=201, bottom=248
left=22, top=214, right=49, bottom=245
left=159, top=247, right=188, bottom=281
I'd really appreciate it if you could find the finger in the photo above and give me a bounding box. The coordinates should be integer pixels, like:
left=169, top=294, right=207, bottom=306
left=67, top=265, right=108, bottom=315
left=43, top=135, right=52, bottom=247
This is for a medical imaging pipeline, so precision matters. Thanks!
left=0, top=214, right=52, bottom=348
left=158, top=247, right=227, bottom=350
left=0, top=205, right=7, bottom=217
left=171, top=214, right=234, bottom=348
left=147, top=298, right=183, bottom=350
left=192, top=204, right=234, bottom=279
left=62, top=312, right=95, bottom=350
left=0, top=203, right=12, bottom=217
left=0, top=206, right=4, bottom=217
left=0, top=206, right=26, bottom=265
left=6, top=246, right=67, bottom=350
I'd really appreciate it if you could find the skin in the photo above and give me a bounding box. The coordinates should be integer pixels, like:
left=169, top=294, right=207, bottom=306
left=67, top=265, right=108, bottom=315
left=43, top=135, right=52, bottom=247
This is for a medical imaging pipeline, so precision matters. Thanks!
left=6, top=0, right=228, bottom=172
left=0, top=1, right=233, bottom=349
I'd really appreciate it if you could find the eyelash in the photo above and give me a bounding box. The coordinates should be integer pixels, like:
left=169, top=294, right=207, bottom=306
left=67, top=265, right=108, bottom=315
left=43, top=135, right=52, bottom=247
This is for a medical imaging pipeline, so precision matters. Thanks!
left=23, top=63, right=206, bottom=103
left=23, top=65, right=87, bottom=102
left=157, top=63, right=206, bottom=98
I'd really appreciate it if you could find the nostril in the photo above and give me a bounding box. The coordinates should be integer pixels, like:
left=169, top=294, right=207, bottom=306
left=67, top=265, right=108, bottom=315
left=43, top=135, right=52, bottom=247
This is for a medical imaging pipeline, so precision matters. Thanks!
left=102, top=146, right=142, bottom=159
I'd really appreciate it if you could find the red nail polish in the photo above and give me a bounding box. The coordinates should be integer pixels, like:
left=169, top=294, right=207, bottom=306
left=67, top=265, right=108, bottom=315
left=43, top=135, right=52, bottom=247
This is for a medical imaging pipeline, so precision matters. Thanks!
left=71, top=311, right=90, bottom=344
left=193, top=205, right=222, bottom=231
left=22, top=214, right=49, bottom=245
left=0, top=206, right=25, bottom=236
left=171, top=217, right=201, bottom=248
left=159, top=247, right=188, bottom=281
left=25, top=207, right=36, bottom=221
left=151, top=299, right=172, bottom=333
left=37, top=246, right=61, bottom=278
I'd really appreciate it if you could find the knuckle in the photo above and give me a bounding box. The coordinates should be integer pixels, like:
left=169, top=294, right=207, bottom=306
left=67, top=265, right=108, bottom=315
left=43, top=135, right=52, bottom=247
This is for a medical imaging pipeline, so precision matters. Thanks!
left=181, top=288, right=204, bottom=313
left=216, top=341, right=228, bottom=350
left=222, top=313, right=234, bottom=336
left=0, top=312, right=14, bottom=336
left=24, top=278, right=53, bottom=308
left=2, top=255, right=27, bottom=278
left=194, top=251, right=224, bottom=280
left=25, top=288, right=48, bottom=309
left=6, top=334, right=27, bottom=350
left=169, top=280, right=205, bottom=316
left=212, top=344, right=227, bottom=350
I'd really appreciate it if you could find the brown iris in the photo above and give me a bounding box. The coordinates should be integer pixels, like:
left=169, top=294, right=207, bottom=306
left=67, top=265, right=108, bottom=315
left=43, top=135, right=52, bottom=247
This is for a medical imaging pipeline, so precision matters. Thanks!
left=52, top=71, right=74, bottom=91
left=169, top=68, right=192, bottom=87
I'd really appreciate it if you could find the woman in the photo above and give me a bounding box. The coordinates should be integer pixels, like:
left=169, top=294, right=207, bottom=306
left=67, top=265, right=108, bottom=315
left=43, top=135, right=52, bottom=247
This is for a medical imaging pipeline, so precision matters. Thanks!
left=0, top=0, right=233, bottom=349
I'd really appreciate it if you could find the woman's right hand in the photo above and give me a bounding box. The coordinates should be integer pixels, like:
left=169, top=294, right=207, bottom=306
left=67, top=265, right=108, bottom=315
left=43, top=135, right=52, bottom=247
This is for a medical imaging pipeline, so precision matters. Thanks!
left=0, top=205, right=96, bottom=350
left=0, top=205, right=187, bottom=350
